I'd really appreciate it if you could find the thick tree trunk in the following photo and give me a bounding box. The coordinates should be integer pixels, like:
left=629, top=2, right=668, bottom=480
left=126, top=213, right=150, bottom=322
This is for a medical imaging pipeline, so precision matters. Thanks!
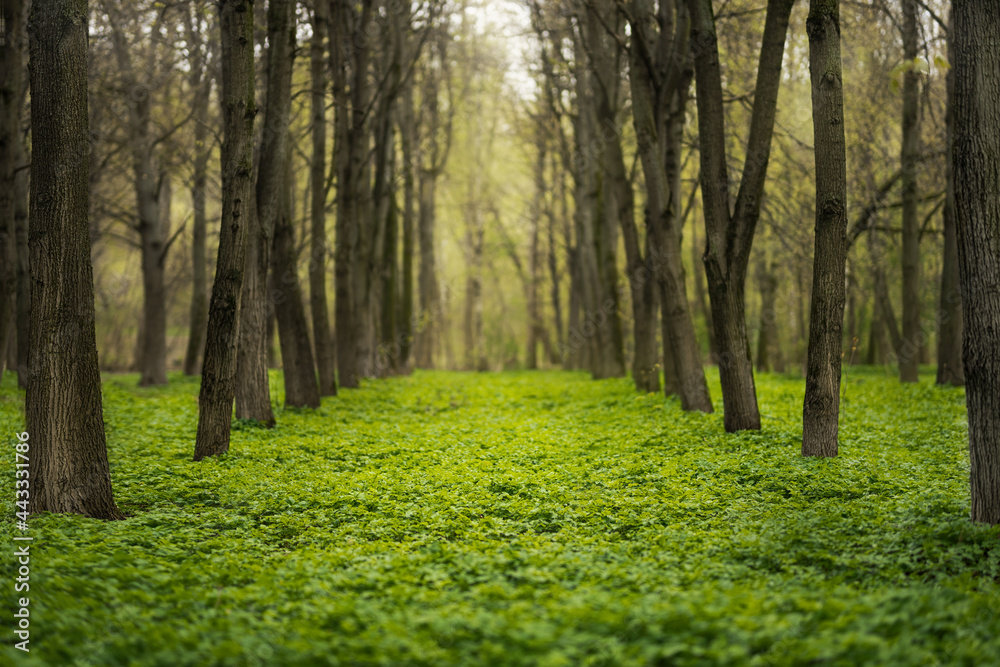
left=195, top=0, right=256, bottom=460
left=936, top=31, right=964, bottom=386
left=953, top=0, right=1000, bottom=524
left=0, top=0, right=24, bottom=378
left=802, top=0, right=848, bottom=458
left=899, top=0, right=921, bottom=382
left=26, top=0, right=124, bottom=519
left=309, top=0, right=337, bottom=395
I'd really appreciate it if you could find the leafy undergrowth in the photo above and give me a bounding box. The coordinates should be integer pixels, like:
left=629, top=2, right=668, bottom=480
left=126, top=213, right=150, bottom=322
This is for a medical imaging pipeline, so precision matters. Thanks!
left=1, top=367, right=999, bottom=666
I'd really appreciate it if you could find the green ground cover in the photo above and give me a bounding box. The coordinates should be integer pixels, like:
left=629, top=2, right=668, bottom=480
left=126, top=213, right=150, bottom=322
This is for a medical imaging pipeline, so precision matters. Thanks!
left=1, top=368, right=999, bottom=666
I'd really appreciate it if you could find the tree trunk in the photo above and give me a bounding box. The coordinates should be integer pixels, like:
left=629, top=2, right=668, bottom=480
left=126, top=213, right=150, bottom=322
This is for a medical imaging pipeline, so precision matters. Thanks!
left=183, top=78, right=210, bottom=376
left=952, top=0, right=1000, bottom=524
left=331, top=0, right=357, bottom=387
left=802, top=0, right=848, bottom=458
left=273, top=140, right=320, bottom=408
left=26, top=0, right=124, bottom=519
left=899, top=0, right=921, bottom=382
left=688, top=0, right=794, bottom=430
left=348, top=0, right=376, bottom=381
left=195, top=0, right=256, bottom=461
left=526, top=138, right=544, bottom=370
left=138, top=174, right=169, bottom=386
left=628, top=0, right=710, bottom=409
left=309, top=0, right=337, bottom=395
left=182, top=6, right=212, bottom=377
left=399, top=50, right=416, bottom=372
left=14, top=135, right=29, bottom=389
left=756, top=261, right=780, bottom=373
left=0, top=0, right=25, bottom=378
left=936, top=27, right=964, bottom=386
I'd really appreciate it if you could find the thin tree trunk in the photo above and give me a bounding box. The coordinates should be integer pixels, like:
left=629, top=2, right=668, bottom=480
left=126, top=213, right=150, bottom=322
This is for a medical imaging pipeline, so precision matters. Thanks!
left=0, top=0, right=25, bottom=378
left=899, top=0, right=921, bottom=382
left=309, top=0, right=337, bottom=395
left=526, top=138, right=544, bottom=370
left=183, top=79, right=210, bottom=375
left=756, top=261, right=779, bottom=373
left=952, top=0, right=1000, bottom=524
left=182, top=7, right=211, bottom=377
left=195, top=0, right=256, bottom=460
left=399, top=52, right=416, bottom=372
left=273, top=140, right=320, bottom=408
left=14, top=135, right=29, bottom=389
left=26, top=0, right=124, bottom=519
left=936, top=26, right=964, bottom=386
left=802, top=0, right=848, bottom=458
left=331, top=0, right=357, bottom=386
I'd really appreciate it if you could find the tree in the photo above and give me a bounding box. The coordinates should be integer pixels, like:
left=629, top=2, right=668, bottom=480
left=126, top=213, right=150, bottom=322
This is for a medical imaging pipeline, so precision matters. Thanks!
left=183, top=6, right=214, bottom=376
left=686, top=0, right=795, bottom=430
left=26, top=0, right=124, bottom=519
left=0, top=0, right=25, bottom=377
left=264, top=0, right=320, bottom=409
left=952, top=0, right=1000, bottom=524
left=899, top=0, right=921, bottom=382
left=309, top=0, right=337, bottom=395
left=802, top=0, right=848, bottom=458
left=413, top=23, right=452, bottom=370
left=194, top=0, right=256, bottom=461
left=936, top=16, right=963, bottom=386
left=626, top=0, right=713, bottom=409
left=101, top=0, right=185, bottom=387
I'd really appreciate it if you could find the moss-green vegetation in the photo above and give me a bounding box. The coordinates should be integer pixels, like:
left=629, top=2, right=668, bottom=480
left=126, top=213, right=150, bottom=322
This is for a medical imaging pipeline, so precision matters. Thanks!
left=1, top=369, right=998, bottom=666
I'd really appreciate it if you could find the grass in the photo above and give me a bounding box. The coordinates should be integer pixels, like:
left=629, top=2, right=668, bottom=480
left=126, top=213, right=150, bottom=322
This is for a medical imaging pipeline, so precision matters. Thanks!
left=1, top=367, right=999, bottom=666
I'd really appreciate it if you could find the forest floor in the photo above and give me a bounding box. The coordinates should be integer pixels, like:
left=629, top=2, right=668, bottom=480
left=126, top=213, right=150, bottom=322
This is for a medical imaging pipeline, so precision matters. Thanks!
left=1, top=368, right=999, bottom=666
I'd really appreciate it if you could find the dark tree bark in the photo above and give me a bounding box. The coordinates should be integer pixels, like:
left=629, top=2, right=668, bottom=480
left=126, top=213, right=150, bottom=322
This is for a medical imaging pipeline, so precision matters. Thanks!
left=195, top=0, right=256, bottom=461
left=628, top=0, right=711, bottom=409
left=309, top=0, right=337, bottom=395
left=936, top=23, right=963, bottom=386
left=259, top=0, right=319, bottom=409
left=952, top=0, right=1000, bottom=524
left=14, top=136, right=29, bottom=389
left=802, top=0, right=848, bottom=458
left=0, top=0, right=25, bottom=378
left=330, top=0, right=357, bottom=386
left=399, top=39, right=416, bottom=372
left=183, top=8, right=212, bottom=376
left=687, top=0, right=795, bottom=430
left=273, top=139, right=320, bottom=408
left=899, top=0, right=921, bottom=382
left=26, top=0, right=124, bottom=519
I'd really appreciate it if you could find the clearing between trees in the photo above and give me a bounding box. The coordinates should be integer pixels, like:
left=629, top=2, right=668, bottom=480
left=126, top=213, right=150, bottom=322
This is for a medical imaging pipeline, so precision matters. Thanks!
left=1, top=369, right=998, bottom=665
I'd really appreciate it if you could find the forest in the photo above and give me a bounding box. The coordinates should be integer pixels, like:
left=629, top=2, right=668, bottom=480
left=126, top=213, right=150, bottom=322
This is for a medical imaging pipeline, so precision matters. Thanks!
left=1, top=0, right=999, bottom=664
